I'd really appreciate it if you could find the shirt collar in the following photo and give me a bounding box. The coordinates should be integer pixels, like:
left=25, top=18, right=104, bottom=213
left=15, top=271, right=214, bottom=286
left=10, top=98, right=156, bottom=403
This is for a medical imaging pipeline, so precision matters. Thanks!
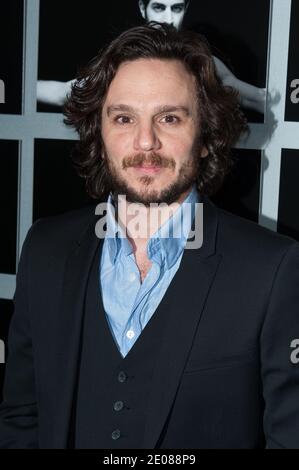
left=105, top=192, right=132, bottom=264
left=149, top=183, right=200, bottom=269
left=105, top=184, right=200, bottom=269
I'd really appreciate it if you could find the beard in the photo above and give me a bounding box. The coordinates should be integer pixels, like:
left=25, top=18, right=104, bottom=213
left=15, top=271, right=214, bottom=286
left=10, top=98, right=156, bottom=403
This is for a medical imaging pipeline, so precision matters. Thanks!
left=101, top=146, right=201, bottom=207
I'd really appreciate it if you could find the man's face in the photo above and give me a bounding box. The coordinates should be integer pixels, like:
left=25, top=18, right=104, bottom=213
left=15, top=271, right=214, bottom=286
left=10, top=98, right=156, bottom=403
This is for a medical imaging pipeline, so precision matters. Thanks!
left=139, top=0, right=187, bottom=30
left=101, top=58, right=208, bottom=206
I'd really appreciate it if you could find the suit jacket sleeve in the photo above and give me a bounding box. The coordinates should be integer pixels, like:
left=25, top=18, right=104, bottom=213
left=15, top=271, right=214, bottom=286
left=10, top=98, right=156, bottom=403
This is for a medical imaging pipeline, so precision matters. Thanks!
left=261, top=242, right=299, bottom=449
left=0, top=220, right=41, bottom=449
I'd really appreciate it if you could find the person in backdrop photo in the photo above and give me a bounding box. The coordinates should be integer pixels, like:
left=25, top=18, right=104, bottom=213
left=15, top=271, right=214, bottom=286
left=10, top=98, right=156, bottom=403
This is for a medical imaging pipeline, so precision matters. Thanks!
left=37, top=0, right=266, bottom=113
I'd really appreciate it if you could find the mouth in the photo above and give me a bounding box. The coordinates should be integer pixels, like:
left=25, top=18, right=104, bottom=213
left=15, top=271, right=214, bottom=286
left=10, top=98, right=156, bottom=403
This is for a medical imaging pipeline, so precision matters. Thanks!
left=133, top=165, right=163, bottom=174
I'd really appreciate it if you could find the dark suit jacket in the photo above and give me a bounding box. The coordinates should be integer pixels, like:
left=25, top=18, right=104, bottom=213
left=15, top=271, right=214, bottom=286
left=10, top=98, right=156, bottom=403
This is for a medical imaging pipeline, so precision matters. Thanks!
left=0, top=195, right=299, bottom=449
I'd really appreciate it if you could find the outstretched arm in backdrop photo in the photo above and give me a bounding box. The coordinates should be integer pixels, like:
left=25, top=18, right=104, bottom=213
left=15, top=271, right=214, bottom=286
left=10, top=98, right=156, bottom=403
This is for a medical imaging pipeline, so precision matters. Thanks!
left=36, top=0, right=267, bottom=113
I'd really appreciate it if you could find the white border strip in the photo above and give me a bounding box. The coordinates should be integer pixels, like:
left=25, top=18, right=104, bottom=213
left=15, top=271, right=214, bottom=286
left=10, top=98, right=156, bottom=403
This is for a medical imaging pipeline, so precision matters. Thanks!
left=0, top=275, right=16, bottom=300
left=259, top=0, right=292, bottom=230
left=17, top=0, right=41, bottom=259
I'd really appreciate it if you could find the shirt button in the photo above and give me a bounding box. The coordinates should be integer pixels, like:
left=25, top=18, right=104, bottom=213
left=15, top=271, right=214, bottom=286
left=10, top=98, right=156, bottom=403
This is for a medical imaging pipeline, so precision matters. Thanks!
left=118, top=371, right=127, bottom=383
left=111, top=429, right=121, bottom=440
left=129, top=272, right=136, bottom=282
left=113, top=401, right=124, bottom=411
left=126, top=329, right=135, bottom=340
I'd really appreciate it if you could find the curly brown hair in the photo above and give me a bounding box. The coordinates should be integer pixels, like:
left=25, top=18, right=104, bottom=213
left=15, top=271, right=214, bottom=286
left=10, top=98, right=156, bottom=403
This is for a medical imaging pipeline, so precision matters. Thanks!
left=63, top=22, right=248, bottom=200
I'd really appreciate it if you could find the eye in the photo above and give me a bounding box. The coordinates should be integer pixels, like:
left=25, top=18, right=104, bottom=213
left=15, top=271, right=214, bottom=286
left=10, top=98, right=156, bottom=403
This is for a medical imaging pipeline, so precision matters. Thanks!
left=151, top=4, right=166, bottom=12
left=172, top=5, right=184, bottom=13
left=114, top=115, right=133, bottom=125
left=160, top=114, right=180, bottom=124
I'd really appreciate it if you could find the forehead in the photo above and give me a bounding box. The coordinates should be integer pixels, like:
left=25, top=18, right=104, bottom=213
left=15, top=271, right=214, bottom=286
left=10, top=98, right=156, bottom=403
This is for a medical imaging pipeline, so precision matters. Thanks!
left=147, top=0, right=186, bottom=7
left=104, top=58, right=197, bottom=106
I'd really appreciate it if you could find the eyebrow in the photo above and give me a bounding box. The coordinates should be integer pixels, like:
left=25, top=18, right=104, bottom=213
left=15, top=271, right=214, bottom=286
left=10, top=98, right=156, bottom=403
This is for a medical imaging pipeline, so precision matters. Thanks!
left=151, top=2, right=185, bottom=6
left=106, top=104, right=191, bottom=117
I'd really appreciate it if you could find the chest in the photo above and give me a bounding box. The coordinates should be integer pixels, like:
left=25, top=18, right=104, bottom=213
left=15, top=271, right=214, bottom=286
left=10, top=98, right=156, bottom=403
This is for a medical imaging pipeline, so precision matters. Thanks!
left=134, top=252, right=153, bottom=283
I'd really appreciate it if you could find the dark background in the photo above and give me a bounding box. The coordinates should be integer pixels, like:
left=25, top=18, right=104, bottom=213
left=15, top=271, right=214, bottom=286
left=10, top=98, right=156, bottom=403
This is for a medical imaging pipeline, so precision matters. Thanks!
left=0, top=141, right=19, bottom=275
left=278, top=149, right=299, bottom=239
left=0, top=0, right=23, bottom=114
left=285, top=0, right=299, bottom=121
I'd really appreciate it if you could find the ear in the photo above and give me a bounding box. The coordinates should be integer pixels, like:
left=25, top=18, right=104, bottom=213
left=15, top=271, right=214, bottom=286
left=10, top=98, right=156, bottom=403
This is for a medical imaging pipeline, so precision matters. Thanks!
left=138, top=0, right=145, bottom=20
left=200, top=146, right=209, bottom=158
left=139, top=0, right=146, bottom=20
left=101, top=147, right=106, bottom=160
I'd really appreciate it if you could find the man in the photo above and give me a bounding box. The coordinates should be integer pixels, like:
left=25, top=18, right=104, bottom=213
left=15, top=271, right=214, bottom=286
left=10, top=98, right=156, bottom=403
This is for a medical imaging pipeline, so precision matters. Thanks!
left=138, top=0, right=189, bottom=30
left=37, top=0, right=266, bottom=113
left=0, top=24, right=298, bottom=449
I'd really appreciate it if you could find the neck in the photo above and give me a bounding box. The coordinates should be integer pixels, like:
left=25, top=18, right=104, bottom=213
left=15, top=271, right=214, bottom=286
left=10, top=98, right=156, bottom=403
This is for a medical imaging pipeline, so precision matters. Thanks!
left=115, top=186, right=193, bottom=253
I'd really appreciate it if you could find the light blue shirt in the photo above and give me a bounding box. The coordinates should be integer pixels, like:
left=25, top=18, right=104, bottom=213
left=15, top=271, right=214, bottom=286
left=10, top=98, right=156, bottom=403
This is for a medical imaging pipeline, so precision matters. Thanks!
left=99, top=184, right=200, bottom=358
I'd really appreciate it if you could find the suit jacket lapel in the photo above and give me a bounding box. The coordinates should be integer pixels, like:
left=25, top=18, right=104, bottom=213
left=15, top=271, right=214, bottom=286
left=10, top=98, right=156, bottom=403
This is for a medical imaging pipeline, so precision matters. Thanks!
left=143, top=196, right=223, bottom=448
left=50, top=207, right=103, bottom=448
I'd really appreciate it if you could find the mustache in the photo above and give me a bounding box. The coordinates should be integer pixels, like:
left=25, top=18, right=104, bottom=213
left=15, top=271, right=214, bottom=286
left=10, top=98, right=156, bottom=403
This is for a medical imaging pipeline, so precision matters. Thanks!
left=122, top=152, right=176, bottom=170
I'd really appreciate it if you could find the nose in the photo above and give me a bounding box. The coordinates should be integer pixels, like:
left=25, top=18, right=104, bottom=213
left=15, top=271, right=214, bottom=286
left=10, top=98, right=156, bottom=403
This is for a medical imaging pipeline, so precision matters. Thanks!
left=161, top=8, right=174, bottom=25
left=133, top=122, right=161, bottom=152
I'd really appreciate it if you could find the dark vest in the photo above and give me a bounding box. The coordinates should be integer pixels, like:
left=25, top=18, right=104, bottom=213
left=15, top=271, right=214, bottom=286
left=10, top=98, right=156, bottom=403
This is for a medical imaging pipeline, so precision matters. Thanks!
left=71, top=240, right=175, bottom=449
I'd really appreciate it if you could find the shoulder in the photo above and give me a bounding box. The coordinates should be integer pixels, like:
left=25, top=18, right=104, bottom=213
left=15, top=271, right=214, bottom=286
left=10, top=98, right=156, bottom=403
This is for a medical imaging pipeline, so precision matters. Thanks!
left=25, top=202, right=100, bottom=254
left=214, top=203, right=299, bottom=264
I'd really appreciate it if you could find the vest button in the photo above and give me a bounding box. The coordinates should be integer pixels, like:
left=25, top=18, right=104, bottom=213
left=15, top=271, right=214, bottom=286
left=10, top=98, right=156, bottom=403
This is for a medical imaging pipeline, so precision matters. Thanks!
left=114, top=401, right=124, bottom=411
left=111, top=429, right=121, bottom=440
left=118, top=371, right=127, bottom=383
